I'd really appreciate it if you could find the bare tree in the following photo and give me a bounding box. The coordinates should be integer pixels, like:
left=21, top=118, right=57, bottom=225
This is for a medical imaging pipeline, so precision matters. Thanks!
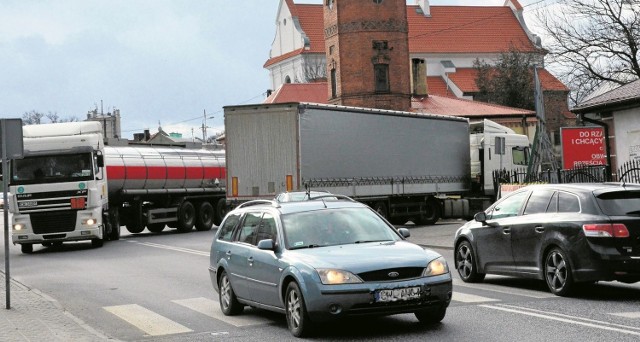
left=22, top=110, right=44, bottom=125
left=474, top=48, right=536, bottom=110
left=22, top=110, right=79, bottom=125
left=534, top=0, right=640, bottom=105
left=295, top=56, right=327, bottom=83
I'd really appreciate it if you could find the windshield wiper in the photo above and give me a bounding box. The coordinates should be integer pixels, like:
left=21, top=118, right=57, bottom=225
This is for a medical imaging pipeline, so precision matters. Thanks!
left=290, top=244, right=322, bottom=250
left=354, top=240, right=391, bottom=244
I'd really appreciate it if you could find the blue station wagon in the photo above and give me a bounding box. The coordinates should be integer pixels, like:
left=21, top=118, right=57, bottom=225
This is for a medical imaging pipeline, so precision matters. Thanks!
left=209, top=196, right=452, bottom=337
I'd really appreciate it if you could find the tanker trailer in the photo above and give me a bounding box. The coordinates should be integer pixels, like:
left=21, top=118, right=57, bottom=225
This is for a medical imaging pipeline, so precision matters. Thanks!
left=104, top=146, right=226, bottom=234
left=9, top=121, right=226, bottom=254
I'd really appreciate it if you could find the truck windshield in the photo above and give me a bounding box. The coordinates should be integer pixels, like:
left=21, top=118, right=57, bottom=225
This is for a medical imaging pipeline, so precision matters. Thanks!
left=11, top=153, right=94, bottom=185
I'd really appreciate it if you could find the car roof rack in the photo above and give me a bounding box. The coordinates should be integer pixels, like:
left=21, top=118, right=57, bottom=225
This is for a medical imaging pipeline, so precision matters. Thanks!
left=236, top=200, right=281, bottom=209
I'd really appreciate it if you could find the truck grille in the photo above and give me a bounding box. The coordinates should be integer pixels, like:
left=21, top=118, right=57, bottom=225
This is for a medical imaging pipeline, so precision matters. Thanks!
left=30, top=211, right=76, bottom=234
left=16, top=189, right=88, bottom=214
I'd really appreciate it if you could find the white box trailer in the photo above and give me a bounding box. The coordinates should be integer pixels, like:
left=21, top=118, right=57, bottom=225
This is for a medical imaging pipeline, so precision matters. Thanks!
left=224, top=102, right=473, bottom=224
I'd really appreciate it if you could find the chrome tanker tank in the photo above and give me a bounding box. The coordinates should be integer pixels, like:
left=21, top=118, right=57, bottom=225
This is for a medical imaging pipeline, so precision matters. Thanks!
left=104, top=146, right=226, bottom=196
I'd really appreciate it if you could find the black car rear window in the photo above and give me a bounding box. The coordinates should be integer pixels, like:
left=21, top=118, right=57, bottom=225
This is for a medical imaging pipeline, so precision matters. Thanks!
left=596, top=191, right=640, bottom=216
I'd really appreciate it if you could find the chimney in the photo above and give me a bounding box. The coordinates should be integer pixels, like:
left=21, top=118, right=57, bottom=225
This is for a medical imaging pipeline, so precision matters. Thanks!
left=144, top=129, right=151, bottom=141
left=411, top=58, right=428, bottom=97
left=416, top=0, right=431, bottom=17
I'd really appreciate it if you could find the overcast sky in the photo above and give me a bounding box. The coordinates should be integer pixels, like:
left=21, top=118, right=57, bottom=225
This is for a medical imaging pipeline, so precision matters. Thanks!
left=1, top=0, right=531, bottom=140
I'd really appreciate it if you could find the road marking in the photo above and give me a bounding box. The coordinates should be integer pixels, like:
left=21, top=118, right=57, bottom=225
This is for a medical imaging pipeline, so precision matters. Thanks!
left=103, top=304, right=192, bottom=336
left=481, top=304, right=640, bottom=336
left=172, top=297, right=274, bottom=327
left=451, top=292, right=499, bottom=303
left=128, top=240, right=210, bottom=256
left=453, top=278, right=556, bottom=299
left=610, top=312, right=640, bottom=319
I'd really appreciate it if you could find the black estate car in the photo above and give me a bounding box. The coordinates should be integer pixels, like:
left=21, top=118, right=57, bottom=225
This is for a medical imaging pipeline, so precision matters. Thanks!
left=454, top=183, right=640, bottom=296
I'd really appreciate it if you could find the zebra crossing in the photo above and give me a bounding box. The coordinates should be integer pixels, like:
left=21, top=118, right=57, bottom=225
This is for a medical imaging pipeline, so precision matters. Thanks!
left=100, top=287, right=558, bottom=338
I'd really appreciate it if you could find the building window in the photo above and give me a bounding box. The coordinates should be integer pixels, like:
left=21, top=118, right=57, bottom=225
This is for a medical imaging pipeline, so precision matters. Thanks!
left=373, top=0, right=384, bottom=4
left=326, top=0, right=334, bottom=9
left=329, top=45, right=335, bottom=55
left=285, top=76, right=291, bottom=84
left=553, top=130, right=561, bottom=146
left=374, top=64, right=389, bottom=93
left=331, top=68, right=337, bottom=98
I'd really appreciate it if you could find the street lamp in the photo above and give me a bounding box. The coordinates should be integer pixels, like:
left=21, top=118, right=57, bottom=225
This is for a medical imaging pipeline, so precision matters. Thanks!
left=201, top=110, right=215, bottom=143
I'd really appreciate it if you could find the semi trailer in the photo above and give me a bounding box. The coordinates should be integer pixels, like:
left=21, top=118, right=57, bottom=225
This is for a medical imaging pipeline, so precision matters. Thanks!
left=223, top=102, right=530, bottom=225
left=8, top=121, right=226, bottom=253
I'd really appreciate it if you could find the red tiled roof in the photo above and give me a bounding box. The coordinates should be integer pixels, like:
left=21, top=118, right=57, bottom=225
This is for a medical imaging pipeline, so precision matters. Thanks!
left=267, top=2, right=541, bottom=66
left=407, top=5, right=539, bottom=54
left=264, top=82, right=535, bottom=118
left=425, top=76, right=456, bottom=98
left=411, top=95, right=535, bottom=117
left=264, top=82, right=329, bottom=104
left=264, top=3, right=325, bottom=68
left=264, top=48, right=305, bottom=68
left=447, top=68, right=569, bottom=93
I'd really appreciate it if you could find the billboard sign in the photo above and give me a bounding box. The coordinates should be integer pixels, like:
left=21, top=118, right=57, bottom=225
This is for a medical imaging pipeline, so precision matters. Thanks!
left=561, top=126, right=606, bottom=169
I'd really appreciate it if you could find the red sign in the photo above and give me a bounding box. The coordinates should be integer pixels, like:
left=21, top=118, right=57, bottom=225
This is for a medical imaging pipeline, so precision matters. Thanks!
left=561, top=127, right=606, bottom=169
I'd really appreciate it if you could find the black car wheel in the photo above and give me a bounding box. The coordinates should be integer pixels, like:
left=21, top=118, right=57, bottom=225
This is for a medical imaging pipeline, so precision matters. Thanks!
left=544, top=247, right=574, bottom=296
left=285, top=282, right=312, bottom=337
left=415, top=306, right=446, bottom=325
left=218, top=270, right=243, bottom=315
left=455, top=241, right=485, bottom=282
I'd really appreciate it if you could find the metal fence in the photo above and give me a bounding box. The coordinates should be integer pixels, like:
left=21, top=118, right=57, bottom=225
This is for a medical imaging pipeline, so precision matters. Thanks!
left=493, top=160, right=640, bottom=190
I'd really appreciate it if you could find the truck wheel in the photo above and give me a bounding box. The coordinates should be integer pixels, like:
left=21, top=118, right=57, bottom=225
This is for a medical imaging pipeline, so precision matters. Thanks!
left=177, top=201, right=195, bottom=233
left=126, top=222, right=145, bottom=234
left=196, top=201, right=214, bottom=231
left=21, top=243, right=33, bottom=254
left=91, top=237, right=104, bottom=248
left=417, top=198, right=441, bottom=225
left=214, top=198, right=228, bottom=226
left=147, top=223, right=165, bottom=233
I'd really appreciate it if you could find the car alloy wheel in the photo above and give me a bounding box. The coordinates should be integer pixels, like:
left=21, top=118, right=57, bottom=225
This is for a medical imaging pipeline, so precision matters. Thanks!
left=544, top=248, right=574, bottom=296
left=218, top=271, right=243, bottom=315
left=285, top=282, right=311, bottom=337
left=455, top=241, right=485, bottom=282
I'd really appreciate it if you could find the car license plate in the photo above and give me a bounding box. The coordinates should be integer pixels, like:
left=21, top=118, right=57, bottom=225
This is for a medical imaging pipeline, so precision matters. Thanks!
left=375, top=286, right=422, bottom=302
left=18, top=200, right=37, bottom=208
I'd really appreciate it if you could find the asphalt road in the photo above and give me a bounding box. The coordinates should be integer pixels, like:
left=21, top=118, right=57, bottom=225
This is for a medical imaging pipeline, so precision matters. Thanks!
left=2, top=220, right=640, bottom=341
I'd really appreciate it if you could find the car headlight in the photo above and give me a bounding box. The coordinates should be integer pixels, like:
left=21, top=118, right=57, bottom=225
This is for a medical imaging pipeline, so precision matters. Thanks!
left=422, top=257, right=449, bottom=277
left=316, top=269, right=363, bottom=285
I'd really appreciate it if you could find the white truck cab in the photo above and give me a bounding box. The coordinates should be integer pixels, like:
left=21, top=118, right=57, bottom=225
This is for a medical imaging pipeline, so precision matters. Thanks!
left=9, top=122, right=110, bottom=253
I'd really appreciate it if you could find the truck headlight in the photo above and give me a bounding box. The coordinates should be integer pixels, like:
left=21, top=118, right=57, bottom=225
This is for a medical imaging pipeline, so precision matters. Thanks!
left=83, top=218, right=96, bottom=226
left=423, top=257, right=449, bottom=277
left=13, top=224, right=24, bottom=231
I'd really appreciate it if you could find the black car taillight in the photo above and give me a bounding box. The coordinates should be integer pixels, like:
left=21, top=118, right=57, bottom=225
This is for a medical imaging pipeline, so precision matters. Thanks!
left=582, top=223, right=630, bottom=238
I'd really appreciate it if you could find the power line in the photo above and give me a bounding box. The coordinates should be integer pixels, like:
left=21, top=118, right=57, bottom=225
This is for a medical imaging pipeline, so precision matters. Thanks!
left=121, top=91, right=268, bottom=133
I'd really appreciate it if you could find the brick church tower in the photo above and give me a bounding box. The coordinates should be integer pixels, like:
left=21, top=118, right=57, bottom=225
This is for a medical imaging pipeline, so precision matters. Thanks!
left=324, top=0, right=412, bottom=111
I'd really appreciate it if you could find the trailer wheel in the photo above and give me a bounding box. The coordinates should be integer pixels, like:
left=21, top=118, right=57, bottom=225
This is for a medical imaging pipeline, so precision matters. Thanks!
left=214, top=198, right=228, bottom=226
left=417, top=198, right=441, bottom=225
left=177, top=201, right=196, bottom=233
left=196, top=201, right=215, bottom=231
left=126, top=222, right=145, bottom=234
left=147, top=223, right=165, bottom=233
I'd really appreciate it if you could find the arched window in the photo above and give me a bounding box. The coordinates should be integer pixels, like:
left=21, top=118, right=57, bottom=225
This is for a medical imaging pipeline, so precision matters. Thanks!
left=285, top=76, right=291, bottom=84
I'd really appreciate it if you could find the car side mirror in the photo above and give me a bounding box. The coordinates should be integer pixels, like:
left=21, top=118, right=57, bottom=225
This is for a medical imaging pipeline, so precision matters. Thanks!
left=257, top=239, right=275, bottom=251
left=397, top=227, right=411, bottom=238
left=474, top=212, right=488, bottom=223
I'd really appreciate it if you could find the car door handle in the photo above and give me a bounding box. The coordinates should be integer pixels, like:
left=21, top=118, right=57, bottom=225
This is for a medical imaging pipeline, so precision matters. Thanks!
left=225, top=251, right=232, bottom=259
left=247, top=256, right=254, bottom=267
left=535, top=226, right=545, bottom=233
left=502, top=228, right=511, bottom=234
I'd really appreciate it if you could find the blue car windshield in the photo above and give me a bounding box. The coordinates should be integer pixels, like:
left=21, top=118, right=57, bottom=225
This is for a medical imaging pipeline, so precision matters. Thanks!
left=282, top=208, right=400, bottom=249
